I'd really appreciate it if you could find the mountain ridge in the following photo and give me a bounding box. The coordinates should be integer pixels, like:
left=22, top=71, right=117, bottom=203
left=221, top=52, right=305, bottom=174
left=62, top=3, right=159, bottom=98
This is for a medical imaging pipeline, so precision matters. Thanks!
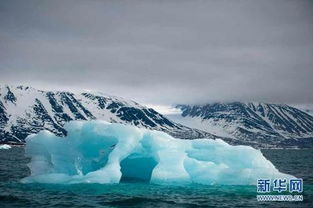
left=0, top=84, right=216, bottom=144
left=170, top=102, right=313, bottom=148
left=1, top=85, right=313, bottom=148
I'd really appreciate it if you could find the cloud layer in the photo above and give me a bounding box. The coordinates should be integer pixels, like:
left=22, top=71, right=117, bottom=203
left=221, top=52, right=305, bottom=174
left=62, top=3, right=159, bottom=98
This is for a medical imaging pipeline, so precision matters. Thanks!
left=1, top=0, right=313, bottom=105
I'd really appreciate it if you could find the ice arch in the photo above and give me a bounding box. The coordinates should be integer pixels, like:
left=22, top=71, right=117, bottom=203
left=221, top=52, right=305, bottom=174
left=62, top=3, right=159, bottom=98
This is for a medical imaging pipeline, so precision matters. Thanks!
left=22, top=121, right=291, bottom=185
left=120, top=154, right=157, bottom=182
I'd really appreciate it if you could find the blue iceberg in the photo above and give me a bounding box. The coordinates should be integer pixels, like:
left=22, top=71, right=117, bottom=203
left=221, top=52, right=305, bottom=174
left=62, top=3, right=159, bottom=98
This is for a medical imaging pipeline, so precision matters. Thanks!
left=22, top=121, right=291, bottom=185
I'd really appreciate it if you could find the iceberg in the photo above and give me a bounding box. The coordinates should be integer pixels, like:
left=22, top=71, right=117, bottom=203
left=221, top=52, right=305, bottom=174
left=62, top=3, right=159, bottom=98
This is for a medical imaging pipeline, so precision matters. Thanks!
left=0, top=144, right=11, bottom=149
left=22, top=121, right=291, bottom=185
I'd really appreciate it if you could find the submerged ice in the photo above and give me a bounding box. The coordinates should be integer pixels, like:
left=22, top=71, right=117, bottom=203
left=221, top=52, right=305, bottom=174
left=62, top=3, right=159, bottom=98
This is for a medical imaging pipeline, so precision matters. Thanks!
left=23, top=121, right=291, bottom=185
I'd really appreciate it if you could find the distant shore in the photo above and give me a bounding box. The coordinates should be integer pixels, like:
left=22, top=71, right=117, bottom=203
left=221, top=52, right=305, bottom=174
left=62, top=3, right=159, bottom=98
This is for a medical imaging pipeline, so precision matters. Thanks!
left=0, top=142, right=25, bottom=146
left=1, top=142, right=313, bottom=150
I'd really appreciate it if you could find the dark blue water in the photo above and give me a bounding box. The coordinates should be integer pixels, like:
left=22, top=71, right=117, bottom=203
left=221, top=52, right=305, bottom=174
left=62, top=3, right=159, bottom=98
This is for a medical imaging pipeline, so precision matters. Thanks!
left=0, top=147, right=312, bottom=207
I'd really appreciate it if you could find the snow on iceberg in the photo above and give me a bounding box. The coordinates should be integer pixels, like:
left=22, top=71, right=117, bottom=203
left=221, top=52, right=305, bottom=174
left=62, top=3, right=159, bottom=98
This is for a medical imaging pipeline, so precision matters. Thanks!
left=22, top=121, right=291, bottom=185
left=0, top=144, right=11, bottom=149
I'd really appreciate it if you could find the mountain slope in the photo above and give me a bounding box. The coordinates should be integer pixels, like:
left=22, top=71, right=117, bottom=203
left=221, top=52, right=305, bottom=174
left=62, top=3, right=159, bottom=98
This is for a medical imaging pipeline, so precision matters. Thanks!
left=292, top=104, right=313, bottom=117
left=0, top=85, right=216, bottom=143
left=169, top=102, right=313, bottom=148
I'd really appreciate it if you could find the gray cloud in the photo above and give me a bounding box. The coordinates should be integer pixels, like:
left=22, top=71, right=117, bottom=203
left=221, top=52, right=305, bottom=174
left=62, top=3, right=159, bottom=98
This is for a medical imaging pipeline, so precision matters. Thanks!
left=1, top=0, right=313, bottom=105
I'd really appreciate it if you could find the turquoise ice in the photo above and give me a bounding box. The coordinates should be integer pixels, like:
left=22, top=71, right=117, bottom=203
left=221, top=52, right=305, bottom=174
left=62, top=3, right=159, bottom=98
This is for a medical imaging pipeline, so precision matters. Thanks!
left=22, top=121, right=291, bottom=185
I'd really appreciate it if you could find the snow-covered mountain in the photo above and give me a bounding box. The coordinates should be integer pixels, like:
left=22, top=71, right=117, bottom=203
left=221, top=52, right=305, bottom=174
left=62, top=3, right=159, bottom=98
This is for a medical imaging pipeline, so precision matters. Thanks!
left=0, top=85, right=216, bottom=144
left=292, top=104, right=313, bottom=117
left=168, top=102, right=313, bottom=148
left=2, top=85, right=312, bottom=148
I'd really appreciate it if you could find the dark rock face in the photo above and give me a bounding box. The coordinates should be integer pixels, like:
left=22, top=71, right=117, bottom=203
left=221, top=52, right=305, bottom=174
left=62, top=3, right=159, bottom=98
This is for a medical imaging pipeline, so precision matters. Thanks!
left=3, top=86, right=17, bottom=104
left=0, top=85, right=214, bottom=144
left=177, top=102, right=313, bottom=148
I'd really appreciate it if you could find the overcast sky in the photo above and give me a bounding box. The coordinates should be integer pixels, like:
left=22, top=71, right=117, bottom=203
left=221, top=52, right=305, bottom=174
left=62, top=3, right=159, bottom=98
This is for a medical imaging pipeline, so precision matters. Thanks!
left=0, top=0, right=313, bottom=106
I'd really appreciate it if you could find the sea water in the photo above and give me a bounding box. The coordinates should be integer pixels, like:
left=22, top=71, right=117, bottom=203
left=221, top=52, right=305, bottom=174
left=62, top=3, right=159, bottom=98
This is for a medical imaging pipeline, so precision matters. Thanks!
left=0, top=147, right=313, bottom=207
